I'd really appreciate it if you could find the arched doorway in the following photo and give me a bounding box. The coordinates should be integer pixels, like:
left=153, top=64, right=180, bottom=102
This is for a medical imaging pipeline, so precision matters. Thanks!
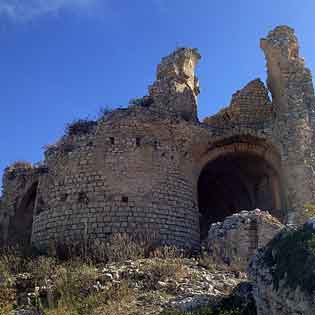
left=198, top=146, right=283, bottom=240
left=8, top=181, right=38, bottom=246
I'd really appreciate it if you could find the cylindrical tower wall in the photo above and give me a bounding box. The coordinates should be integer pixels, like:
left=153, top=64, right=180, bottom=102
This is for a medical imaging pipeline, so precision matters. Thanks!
left=32, top=109, right=200, bottom=250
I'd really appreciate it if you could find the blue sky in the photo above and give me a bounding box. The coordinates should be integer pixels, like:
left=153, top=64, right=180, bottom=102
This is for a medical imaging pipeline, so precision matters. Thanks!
left=1, top=0, right=315, bottom=183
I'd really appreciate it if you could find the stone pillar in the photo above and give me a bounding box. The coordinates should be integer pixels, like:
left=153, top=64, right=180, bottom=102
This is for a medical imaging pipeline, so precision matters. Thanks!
left=149, top=48, right=201, bottom=122
left=261, top=26, right=315, bottom=224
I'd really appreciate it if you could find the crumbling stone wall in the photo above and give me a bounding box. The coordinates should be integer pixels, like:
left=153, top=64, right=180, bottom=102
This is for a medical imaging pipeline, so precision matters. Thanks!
left=1, top=25, right=315, bottom=250
left=149, top=47, right=201, bottom=122
left=204, top=79, right=273, bottom=127
left=32, top=108, right=202, bottom=249
left=207, top=209, right=284, bottom=270
left=261, top=26, right=315, bottom=224
left=0, top=162, right=42, bottom=245
left=202, top=25, right=315, bottom=225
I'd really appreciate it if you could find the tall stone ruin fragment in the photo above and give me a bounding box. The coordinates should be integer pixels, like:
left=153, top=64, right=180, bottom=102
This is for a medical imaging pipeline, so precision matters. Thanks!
left=261, top=26, right=315, bottom=224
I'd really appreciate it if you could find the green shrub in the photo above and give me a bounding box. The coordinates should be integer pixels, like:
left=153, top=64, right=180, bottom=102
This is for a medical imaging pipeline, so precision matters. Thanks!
left=66, top=119, right=97, bottom=136
left=5, top=161, right=33, bottom=180
left=129, top=97, right=153, bottom=107
left=129, top=97, right=145, bottom=106
left=263, top=224, right=315, bottom=293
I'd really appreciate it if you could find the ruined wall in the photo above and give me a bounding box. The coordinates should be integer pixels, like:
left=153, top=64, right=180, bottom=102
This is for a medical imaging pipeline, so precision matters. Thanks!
left=207, top=209, right=284, bottom=270
left=202, top=78, right=275, bottom=147
left=31, top=109, right=201, bottom=249
left=204, top=79, right=273, bottom=127
left=0, top=162, right=41, bottom=245
left=31, top=49, right=203, bottom=250
left=149, top=47, right=201, bottom=122
left=261, top=26, right=315, bottom=224
left=1, top=25, right=315, bottom=251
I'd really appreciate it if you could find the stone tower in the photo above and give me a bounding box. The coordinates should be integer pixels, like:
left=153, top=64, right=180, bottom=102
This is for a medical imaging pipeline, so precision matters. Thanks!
left=261, top=26, right=315, bottom=223
left=1, top=25, right=315, bottom=251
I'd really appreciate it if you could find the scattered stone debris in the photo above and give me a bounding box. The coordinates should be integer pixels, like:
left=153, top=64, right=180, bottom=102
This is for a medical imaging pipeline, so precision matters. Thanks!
left=207, top=209, right=284, bottom=270
left=6, top=258, right=248, bottom=315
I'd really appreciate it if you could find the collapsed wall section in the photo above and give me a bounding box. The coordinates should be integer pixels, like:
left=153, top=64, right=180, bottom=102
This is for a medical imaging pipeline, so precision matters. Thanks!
left=204, top=79, right=273, bottom=127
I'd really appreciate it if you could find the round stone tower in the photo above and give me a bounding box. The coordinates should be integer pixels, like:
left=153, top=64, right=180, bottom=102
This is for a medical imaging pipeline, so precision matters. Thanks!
left=2, top=25, right=315, bottom=252
left=31, top=48, right=202, bottom=250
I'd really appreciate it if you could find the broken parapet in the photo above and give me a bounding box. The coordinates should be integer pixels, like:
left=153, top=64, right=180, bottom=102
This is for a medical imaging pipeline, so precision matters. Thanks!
left=203, top=79, right=273, bottom=127
left=149, top=48, right=201, bottom=121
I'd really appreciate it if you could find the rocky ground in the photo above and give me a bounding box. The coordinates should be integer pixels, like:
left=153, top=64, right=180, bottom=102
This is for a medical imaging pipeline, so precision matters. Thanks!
left=4, top=210, right=315, bottom=315
left=0, top=252, right=254, bottom=315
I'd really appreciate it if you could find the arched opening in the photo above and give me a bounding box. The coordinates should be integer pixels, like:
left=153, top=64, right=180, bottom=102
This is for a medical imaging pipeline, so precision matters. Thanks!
left=198, top=151, right=282, bottom=240
left=8, top=182, right=38, bottom=246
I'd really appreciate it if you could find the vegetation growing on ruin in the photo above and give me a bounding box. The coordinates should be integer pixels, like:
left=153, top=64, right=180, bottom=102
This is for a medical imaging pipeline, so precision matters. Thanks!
left=129, top=96, right=154, bottom=107
left=4, top=161, right=33, bottom=180
left=5, top=161, right=33, bottom=170
left=263, top=224, right=315, bottom=294
left=66, top=119, right=97, bottom=136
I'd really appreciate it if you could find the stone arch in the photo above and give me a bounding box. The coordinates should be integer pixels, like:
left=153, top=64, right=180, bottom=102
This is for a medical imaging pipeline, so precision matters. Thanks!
left=197, top=137, right=285, bottom=240
left=8, top=181, right=39, bottom=246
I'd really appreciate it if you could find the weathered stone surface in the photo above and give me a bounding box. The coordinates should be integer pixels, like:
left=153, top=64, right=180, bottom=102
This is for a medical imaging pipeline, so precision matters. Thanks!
left=207, top=209, right=284, bottom=270
left=1, top=25, right=315, bottom=251
left=14, top=307, right=42, bottom=315
left=261, top=25, right=315, bottom=225
left=204, top=79, right=272, bottom=126
left=149, top=47, right=201, bottom=122
left=249, top=222, right=315, bottom=315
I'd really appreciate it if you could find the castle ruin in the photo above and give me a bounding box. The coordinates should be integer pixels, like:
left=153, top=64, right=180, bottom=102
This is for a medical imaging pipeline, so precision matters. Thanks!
left=1, top=25, right=315, bottom=250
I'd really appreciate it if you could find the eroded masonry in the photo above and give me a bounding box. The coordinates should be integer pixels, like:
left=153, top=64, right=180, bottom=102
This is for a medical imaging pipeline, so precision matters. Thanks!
left=1, top=25, right=315, bottom=250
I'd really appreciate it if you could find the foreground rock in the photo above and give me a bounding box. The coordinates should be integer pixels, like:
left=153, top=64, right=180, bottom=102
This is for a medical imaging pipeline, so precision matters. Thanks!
left=7, top=258, right=249, bottom=315
left=207, top=209, right=284, bottom=270
left=249, top=220, right=315, bottom=315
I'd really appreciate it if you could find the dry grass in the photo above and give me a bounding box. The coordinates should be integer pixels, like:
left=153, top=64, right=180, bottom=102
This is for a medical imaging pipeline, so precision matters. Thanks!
left=0, top=279, right=15, bottom=315
left=27, top=256, right=58, bottom=286
left=138, top=258, right=186, bottom=291
left=48, top=231, right=162, bottom=263
left=0, top=249, right=17, bottom=314
left=105, top=233, right=148, bottom=262
left=45, top=279, right=135, bottom=315
left=150, top=245, right=186, bottom=259
left=0, top=236, right=195, bottom=315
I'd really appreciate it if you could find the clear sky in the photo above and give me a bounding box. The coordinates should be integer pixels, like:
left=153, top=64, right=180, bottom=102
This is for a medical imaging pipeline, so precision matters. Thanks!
left=1, top=0, right=315, bottom=183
